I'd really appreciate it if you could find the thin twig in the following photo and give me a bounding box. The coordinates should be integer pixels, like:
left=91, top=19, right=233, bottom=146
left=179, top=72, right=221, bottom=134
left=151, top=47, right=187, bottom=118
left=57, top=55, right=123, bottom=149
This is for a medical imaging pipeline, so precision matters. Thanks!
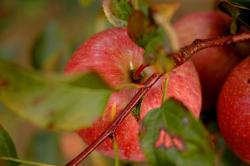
left=170, top=31, right=250, bottom=65
left=65, top=73, right=163, bottom=166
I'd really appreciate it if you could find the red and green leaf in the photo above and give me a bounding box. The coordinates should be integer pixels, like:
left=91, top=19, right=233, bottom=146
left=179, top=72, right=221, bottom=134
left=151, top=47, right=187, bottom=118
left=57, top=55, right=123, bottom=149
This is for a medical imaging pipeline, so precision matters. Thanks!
left=140, top=98, right=216, bottom=166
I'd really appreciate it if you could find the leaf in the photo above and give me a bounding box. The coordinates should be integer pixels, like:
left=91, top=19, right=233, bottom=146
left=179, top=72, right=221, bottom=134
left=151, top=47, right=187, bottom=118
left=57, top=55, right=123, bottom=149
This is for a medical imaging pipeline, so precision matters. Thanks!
left=219, top=147, right=242, bottom=166
left=140, top=98, right=216, bottom=166
left=131, top=102, right=141, bottom=121
left=103, top=0, right=133, bottom=27
left=0, top=157, right=54, bottom=166
left=0, top=59, right=112, bottom=131
left=127, top=3, right=178, bottom=71
left=127, top=11, right=165, bottom=65
left=31, top=22, right=68, bottom=72
left=127, top=10, right=157, bottom=47
left=0, top=125, right=18, bottom=166
left=219, top=0, right=250, bottom=33
left=131, top=0, right=149, bottom=16
left=214, top=136, right=243, bottom=166
left=25, top=131, right=64, bottom=165
left=151, top=2, right=180, bottom=51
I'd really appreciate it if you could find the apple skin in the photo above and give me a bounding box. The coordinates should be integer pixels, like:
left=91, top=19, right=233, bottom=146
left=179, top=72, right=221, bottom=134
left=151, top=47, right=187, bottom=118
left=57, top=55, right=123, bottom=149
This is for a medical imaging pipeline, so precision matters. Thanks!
left=65, top=28, right=201, bottom=161
left=174, top=11, right=241, bottom=111
left=218, top=56, right=250, bottom=164
left=65, top=28, right=143, bottom=88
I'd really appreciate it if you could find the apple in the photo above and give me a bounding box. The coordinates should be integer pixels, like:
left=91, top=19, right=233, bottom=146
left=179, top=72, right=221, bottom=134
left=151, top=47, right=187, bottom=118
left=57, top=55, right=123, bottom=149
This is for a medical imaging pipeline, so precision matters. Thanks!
left=218, top=56, right=250, bottom=164
left=174, top=11, right=241, bottom=111
left=65, top=28, right=201, bottom=161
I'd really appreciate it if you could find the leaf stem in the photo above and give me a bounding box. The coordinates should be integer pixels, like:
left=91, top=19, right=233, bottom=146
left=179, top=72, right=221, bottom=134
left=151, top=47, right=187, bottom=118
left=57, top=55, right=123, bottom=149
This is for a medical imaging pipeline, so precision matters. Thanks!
left=113, top=136, right=120, bottom=166
left=65, top=31, right=250, bottom=166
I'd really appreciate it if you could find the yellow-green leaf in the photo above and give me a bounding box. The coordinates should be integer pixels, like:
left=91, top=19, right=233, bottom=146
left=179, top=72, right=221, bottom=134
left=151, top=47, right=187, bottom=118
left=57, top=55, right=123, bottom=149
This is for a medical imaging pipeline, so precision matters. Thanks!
left=0, top=60, right=112, bottom=131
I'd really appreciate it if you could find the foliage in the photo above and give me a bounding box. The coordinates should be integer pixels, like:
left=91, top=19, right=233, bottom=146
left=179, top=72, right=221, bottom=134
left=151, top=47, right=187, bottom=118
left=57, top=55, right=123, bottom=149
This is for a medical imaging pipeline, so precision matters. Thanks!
left=31, top=22, right=68, bottom=72
left=0, top=125, right=18, bottom=166
left=25, top=131, right=64, bottom=164
left=104, top=0, right=179, bottom=71
left=140, top=98, right=215, bottom=166
left=219, top=0, right=250, bottom=33
left=0, top=59, right=112, bottom=131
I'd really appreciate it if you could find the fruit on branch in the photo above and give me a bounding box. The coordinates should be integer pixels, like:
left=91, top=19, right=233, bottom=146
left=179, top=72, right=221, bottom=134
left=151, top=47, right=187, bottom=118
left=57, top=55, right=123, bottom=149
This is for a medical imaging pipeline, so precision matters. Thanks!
left=174, top=11, right=241, bottom=111
left=65, top=28, right=201, bottom=161
left=218, top=56, right=250, bottom=164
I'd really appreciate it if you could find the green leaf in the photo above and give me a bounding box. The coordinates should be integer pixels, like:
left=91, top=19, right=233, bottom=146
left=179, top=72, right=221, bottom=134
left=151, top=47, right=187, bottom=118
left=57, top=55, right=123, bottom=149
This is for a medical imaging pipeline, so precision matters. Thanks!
left=103, top=0, right=133, bottom=27
left=219, top=147, right=242, bottom=166
left=112, top=0, right=133, bottom=21
left=131, top=0, right=149, bottom=16
left=127, top=6, right=177, bottom=71
left=31, top=22, right=68, bottom=72
left=25, top=131, right=64, bottom=165
left=131, top=101, right=141, bottom=121
left=127, top=10, right=157, bottom=48
left=151, top=2, right=180, bottom=52
left=0, top=59, right=112, bottom=131
left=0, top=125, right=18, bottom=166
left=214, top=137, right=242, bottom=166
left=140, top=98, right=216, bottom=166
left=144, top=31, right=164, bottom=54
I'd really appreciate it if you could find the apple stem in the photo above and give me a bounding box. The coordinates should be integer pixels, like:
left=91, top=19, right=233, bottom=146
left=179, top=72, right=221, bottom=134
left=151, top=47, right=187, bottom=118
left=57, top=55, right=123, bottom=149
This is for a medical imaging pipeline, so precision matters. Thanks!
left=170, top=31, right=250, bottom=65
left=64, top=31, right=250, bottom=166
left=133, top=64, right=149, bottom=81
left=65, top=73, right=163, bottom=166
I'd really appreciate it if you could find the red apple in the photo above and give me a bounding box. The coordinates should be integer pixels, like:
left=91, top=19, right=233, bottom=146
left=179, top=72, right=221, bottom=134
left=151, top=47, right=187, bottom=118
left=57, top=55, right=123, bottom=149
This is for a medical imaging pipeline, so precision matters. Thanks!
left=65, top=28, right=201, bottom=161
left=174, top=11, right=241, bottom=111
left=218, top=56, right=250, bottom=164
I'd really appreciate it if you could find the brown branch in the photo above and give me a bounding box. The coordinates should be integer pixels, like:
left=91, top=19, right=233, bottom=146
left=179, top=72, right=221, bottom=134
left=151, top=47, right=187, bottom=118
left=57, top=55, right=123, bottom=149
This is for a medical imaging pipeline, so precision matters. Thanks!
left=170, top=31, right=250, bottom=65
left=65, top=73, right=163, bottom=166
left=65, top=31, right=250, bottom=166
